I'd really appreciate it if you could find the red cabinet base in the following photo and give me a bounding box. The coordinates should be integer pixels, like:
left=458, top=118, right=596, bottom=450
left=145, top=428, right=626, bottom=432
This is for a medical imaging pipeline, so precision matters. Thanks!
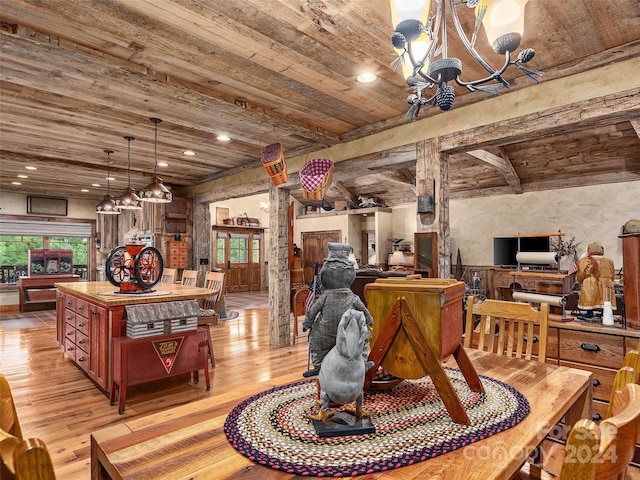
left=110, top=328, right=210, bottom=413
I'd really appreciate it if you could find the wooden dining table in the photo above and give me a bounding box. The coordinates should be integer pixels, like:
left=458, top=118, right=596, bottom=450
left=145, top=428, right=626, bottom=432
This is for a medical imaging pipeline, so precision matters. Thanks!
left=90, top=348, right=592, bottom=480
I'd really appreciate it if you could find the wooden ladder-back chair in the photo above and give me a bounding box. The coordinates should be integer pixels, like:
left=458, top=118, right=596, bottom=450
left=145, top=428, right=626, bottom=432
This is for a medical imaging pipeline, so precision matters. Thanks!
left=464, top=296, right=550, bottom=363
left=197, top=271, right=226, bottom=367
left=1, top=375, right=56, bottom=480
left=558, top=383, right=640, bottom=480
left=180, top=270, right=199, bottom=287
left=160, top=268, right=177, bottom=284
left=291, top=288, right=310, bottom=345
left=0, top=375, right=22, bottom=441
left=606, top=349, right=640, bottom=419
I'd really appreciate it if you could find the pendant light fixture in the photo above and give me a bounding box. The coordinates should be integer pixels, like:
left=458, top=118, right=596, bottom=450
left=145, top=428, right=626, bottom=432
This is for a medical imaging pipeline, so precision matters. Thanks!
left=115, top=136, right=143, bottom=210
left=95, top=149, right=121, bottom=215
left=140, top=118, right=172, bottom=203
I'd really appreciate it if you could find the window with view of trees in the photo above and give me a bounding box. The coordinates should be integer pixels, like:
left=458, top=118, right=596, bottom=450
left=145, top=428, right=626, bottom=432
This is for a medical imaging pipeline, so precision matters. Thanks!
left=0, top=235, right=89, bottom=283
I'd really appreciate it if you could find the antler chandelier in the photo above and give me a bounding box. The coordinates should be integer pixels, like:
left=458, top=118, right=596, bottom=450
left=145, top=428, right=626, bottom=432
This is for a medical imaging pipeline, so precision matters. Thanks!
left=390, top=0, right=540, bottom=118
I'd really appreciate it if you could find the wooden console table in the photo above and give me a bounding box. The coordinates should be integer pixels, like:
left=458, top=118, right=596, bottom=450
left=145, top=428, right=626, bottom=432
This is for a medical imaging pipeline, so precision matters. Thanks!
left=111, top=328, right=210, bottom=413
left=19, top=274, right=79, bottom=312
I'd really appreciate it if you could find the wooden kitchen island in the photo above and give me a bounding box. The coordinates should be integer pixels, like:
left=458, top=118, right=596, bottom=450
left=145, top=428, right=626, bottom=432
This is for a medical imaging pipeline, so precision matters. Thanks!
left=55, top=281, right=213, bottom=393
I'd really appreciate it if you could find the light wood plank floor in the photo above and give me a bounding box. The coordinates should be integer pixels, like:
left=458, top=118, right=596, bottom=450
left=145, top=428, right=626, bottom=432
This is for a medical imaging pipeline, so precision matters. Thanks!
left=0, top=292, right=310, bottom=479
left=1, top=293, right=639, bottom=479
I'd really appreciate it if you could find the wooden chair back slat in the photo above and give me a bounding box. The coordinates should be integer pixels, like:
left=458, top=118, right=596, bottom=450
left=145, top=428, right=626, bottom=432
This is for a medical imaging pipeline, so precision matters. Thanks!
left=0, top=375, right=22, bottom=441
left=0, top=376, right=56, bottom=479
left=161, top=268, right=177, bottom=284
left=464, top=297, right=549, bottom=363
left=181, top=270, right=199, bottom=287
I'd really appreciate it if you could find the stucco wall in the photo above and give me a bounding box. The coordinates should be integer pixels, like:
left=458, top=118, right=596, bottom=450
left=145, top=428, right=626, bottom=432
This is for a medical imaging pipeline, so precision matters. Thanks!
left=0, top=191, right=98, bottom=219
left=449, top=181, right=640, bottom=268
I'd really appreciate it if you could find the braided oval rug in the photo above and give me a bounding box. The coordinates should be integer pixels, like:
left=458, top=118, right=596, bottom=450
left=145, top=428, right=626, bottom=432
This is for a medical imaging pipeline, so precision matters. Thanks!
left=224, top=368, right=530, bottom=477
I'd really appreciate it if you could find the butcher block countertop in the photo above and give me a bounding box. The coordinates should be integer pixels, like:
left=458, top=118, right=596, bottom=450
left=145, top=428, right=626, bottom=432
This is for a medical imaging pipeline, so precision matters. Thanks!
left=54, top=281, right=213, bottom=307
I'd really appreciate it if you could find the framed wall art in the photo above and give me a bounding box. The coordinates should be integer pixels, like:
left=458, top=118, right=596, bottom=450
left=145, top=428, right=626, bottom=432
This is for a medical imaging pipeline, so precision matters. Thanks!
left=27, top=196, right=68, bottom=216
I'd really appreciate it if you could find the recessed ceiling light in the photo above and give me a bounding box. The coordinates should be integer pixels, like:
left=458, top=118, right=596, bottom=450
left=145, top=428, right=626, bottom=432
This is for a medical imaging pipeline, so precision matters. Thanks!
left=92, top=183, right=101, bottom=187
left=25, top=166, right=37, bottom=170
left=17, top=174, right=28, bottom=179
left=217, top=134, right=231, bottom=141
left=81, top=189, right=89, bottom=193
left=11, top=181, right=22, bottom=185
left=106, top=176, right=115, bottom=181
left=182, top=150, right=196, bottom=156
left=356, top=72, right=377, bottom=83
left=157, top=162, right=169, bottom=167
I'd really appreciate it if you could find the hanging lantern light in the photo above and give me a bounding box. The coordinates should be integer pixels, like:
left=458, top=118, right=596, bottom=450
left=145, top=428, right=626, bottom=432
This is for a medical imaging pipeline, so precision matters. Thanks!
left=115, top=136, right=143, bottom=210
left=140, top=118, right=172, bottom=203
left=96, top=149, right=121, bottom=215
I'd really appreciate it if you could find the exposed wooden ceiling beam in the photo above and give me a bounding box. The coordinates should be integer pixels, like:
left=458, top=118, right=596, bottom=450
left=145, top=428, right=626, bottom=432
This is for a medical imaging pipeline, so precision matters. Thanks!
left=467, top=148, right=522, bottom=194
left=631, top=119, right=640, bottom=139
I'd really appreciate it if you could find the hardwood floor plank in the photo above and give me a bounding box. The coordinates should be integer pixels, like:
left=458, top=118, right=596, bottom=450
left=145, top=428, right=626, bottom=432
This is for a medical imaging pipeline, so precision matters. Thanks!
left=0, top=292, right=310, bottom=479
left=2, top=291, right=639, bottom=479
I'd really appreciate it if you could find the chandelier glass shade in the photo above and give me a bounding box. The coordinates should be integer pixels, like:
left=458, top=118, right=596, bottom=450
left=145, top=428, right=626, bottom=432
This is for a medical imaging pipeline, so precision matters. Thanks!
left=389, top=0, right=540, bottom=117
left=115, top=136, right=143, bottom=210
left=96, top=149, right=121, bottom=215
left=140, top=118, right=172, bottom=203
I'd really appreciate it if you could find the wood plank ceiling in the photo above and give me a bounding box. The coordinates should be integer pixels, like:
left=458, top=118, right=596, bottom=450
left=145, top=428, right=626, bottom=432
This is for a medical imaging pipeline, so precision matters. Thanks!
left=1, top=0, right=639, bottom=208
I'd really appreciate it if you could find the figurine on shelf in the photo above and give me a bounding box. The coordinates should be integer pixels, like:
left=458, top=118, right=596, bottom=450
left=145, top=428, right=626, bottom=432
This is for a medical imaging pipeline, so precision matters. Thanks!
left=577, top=242, right=616, bottom=317
left=302, top=243, right=374, bottom=377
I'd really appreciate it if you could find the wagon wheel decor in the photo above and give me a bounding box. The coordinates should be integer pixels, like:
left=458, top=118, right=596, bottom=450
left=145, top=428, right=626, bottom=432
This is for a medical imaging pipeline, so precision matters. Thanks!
left=105, top=246, right=129, bottom=287
left=134, top=247, right=163, bottom=288
left=105, top=244, right=164, bottom=293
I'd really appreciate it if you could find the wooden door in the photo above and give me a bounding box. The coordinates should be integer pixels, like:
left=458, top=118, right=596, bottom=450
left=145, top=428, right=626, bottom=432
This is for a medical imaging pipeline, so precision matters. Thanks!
left=214, top=228, right=262, bottom=292
left=302, top=230, right=341, bottom=283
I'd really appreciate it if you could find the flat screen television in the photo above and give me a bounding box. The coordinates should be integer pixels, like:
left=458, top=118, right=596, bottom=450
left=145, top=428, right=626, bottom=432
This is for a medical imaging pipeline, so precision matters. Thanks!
left=493, top=236, right=551, bottom=267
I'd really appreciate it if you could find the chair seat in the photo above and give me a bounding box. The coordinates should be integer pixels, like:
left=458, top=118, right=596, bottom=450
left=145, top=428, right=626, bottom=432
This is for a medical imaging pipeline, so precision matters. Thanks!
left=198, top=309, right=218, bottom=325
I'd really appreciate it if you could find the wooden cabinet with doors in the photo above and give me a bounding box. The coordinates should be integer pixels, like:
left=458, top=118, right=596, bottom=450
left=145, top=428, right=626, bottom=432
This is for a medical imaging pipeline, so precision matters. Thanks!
left=414, top=232, right=438, bottom=278
left=212, top=226, right=264, bottom=292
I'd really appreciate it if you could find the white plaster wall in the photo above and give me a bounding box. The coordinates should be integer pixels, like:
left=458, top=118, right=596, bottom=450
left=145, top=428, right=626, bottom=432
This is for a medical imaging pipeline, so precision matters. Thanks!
left=449, top=181, right=640, bottom=268
left=0, top=191, right=98, bottom=219
left=391, top=204, right=418, bottom=246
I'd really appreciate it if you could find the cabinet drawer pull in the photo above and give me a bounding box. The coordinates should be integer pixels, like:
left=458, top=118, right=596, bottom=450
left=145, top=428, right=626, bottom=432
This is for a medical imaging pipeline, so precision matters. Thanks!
left=77, top=322, right=84, bottom=327
left=592, top=413, right=602, bottom=422
left=67, top=331, right=73, bottom=336
left=78, top=356, right=85, bottom=362
left=580, top=343, right=600, bottom=352
left=522, top=335, right=539, bottom=344
left=78, top=339, right=84, bottom=344
left=66, top=316, right=73, bottom=322
left=78, top=305, right=84, bottom=311
left=66, top=300, right=73, bottom=306
left=592, top=378, right=601, bottom=387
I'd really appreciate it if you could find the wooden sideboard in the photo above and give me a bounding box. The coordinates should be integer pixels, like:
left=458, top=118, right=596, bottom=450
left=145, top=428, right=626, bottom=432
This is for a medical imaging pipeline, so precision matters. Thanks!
left=19, top=274, right=79, bottom=312
left=55, top=281, right=213, bottom=392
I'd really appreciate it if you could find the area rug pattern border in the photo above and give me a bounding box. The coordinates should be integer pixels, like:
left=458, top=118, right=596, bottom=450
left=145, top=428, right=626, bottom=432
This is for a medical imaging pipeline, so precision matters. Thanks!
left=224, top=368, right=530, bottom=477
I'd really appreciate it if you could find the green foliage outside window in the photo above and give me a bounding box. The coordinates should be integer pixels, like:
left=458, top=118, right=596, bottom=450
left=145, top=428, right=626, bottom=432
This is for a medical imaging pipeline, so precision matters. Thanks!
left=0, top=235, right=88, bottom=270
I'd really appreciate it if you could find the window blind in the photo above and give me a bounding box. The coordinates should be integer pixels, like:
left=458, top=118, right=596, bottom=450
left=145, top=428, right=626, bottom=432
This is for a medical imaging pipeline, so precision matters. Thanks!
left=0, top=219, right=92, bottom=238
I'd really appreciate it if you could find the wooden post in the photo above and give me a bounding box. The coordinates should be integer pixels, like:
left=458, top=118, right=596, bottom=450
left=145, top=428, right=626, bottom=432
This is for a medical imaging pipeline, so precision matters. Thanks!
left=192, top=197, right=210, bottom=283
left=416, top=139, right=451, bottom=278
left=268, top=184, right=292, bottom=346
